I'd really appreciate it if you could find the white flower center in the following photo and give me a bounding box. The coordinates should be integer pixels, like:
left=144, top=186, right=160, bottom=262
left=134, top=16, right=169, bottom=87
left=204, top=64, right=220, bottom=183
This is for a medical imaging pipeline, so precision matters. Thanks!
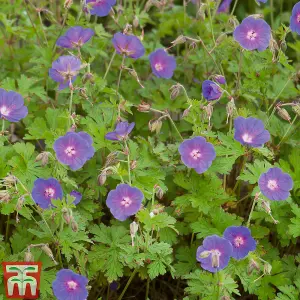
left=267, top=179, right=278, bottom=190
left=234, top=236, right=244, bottom=247
left=155, top=63, right=163, bottom=71
left=44, top=188, right=55, bottom=198
left=190, top=149, right=201, bottom=160
left=65, top=146, right=76, bottom=157
left=247, top=30, right=257, bottom=40
left=297, top=14, right=300, bottom=23
left=0, top=106, right=10, bottom=116
left=121, top=197, right=132, bottom=207
left=242, top=133, right=253, bottom=143
left=67, top=280, right=78, bottom=290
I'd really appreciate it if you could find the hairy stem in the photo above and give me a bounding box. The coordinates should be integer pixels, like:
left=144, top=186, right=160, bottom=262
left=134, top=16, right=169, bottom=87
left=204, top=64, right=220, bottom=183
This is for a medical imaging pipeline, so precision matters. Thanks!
left=104, top=50, right=117, bottom=80
left=116, top=55, right=126, bottom=118
left=118, top=269, right=138, bottom=300
left=247, top=197, right=257, bottom=227
left=277, top=115, right=298, bottom=146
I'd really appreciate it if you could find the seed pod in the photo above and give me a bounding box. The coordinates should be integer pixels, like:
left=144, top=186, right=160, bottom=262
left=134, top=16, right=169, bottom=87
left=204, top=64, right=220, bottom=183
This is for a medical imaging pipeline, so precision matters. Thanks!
left=199, top=250, right=211, bottom=258
left=133, top=16, right=139, bottom=28
left=137, top=101, right=151, bottom=112
left=97, top=171, right=107, bottom=186
left=62, top=208, right=71, bottom=224
left=123, top=24, right=132, bottom=35
left=0, top=190, right=10, bottom=203
left=276, top=107, right=291, bottom=123
left=41, top=244, right=57, bottom=264
left=71, top=218, right=79, bottom=232
left=204, top=103, right=214, bottom=126
left=171, top=35, right=186, bottom=46
left=24, top=250, right=34, bottom=262
left=169, top=83, right=182, bottom=100
left=82, top=72, right=94, bottom=84
left=78, top=88, right=89, bottom=99
left=35, top=152, right=50, bottom=166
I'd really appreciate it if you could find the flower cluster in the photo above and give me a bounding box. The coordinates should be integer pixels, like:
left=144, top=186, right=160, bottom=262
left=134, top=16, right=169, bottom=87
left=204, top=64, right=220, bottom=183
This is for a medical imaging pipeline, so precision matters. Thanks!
left=53, top=131, right=95, bottom=171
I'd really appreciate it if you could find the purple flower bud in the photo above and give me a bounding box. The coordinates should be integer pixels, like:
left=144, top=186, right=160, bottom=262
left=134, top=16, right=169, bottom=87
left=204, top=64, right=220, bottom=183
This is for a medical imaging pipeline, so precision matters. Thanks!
left=258, top=167, right=293, bottom=201
left=105, top=121, right=135, bottom=141
left=52, top=269, right=88, bottom=300
left=53, top=131, right=95, bottom=171
left=31, top=178, right=63, bottom=209
left=217, top=0, right=233, bottom=14
left=202, top=80, right=223, bottom=101
left=233, top=17, right=271, bottom=51
left=106, top=184, right=143, bottom=221
left=0, top=89, right=28, bottom=122
left=49, top=55, right=81, bottom=90
left=214, top=75, right=226, bottom=85
left=86, top=0, right=116, bottom=17
left=179, top=136, right=216, bottom=174
left=149, top=49, right=176, bottom=79
left=196, top=235, right=233, bottom=273
left=234, top=117, right=270, bottom=148
left=56, top=26, right=94, bottom=49
left=223, top=226, right=256, bottom=260
left=70, top=190, right=82, bottom=205
left=112, top=32, right=145, bottom=59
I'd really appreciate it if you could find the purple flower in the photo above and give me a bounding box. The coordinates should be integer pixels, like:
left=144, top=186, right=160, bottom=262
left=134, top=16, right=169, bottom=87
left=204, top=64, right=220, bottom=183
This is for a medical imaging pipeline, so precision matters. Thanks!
left=105, top=121, right=135, bottom=141
left=214, top=75, right=226, bottom=85
left=112, top=33, right=145, bottom=59
left=234, top=117, right=270, bottom=148
left=290, top=2, right=300, bottom=35
left=217, top=0, right=233, bottom=13
left=202, top=80, right=223, bottom=101
left=106, top=184, right=143, bottom=221
left=52, top=269, right=88, bottom=300
left=223, top=226, right=256, bottom=260
left=32, top=178, right=63, bottom=209
left=49, top=55, right=81, bottom=90
left=233, top=17, right=271, bottom=51
left=179, top=136, right=216, bottom=174
left=70, top=190, right=82, bottom=205
left=149, top=49, right=176, bottom=79
left=86, top=0, right=116, bottom=17
left=258, top=0, right=267, bottom=3
left=56, top=26, right=94, bottom=49
left=54, top=131, right=95, bottom=171
left=258, top=167, right=293, bottom=201
left=0, top=89, right=28, bottom=122
left=196, top=235, right=233, bottom=273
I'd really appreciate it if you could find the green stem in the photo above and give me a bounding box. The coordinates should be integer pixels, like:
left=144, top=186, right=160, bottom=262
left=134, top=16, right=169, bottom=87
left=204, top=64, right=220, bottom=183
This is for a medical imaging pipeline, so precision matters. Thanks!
left=104, top=50, right=117, bottom=80
left=277, top=115, right=298, bottom=146
left=167, top=114, right=184, bottom=141
left=118, top=269, right=138, bottom=300
left=2, top=119, right=5, bottom=133
left=270, top=0, right=274, bottom=29
left=116, top=55, right=126, bottom=118
left=247, top=197, right=257, bottom=227
left=38, top=12, right=48, bottom=46
left=207, top=3, right=215, bottom=45
left=231, top=155, right=246, bottom=195
left=5, top=214, right=10, bottom=242
left=216, top=272, right=220, bottom=299
left=68, top=88, right=74, bottom=127
left=230, top=0, right=239, bottom=15
left=236, top=49, right=243, bottom=93
left=124, top=140, right=132, bottom=185
left=268, top=77, right=291, bottom=113
left=145, top=277, right=150, bottom=300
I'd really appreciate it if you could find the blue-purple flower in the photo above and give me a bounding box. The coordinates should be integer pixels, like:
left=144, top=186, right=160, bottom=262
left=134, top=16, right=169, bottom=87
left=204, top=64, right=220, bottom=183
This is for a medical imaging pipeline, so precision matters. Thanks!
left=56, top=26, right=94, bottom=49
left=49, top=55, right=81, bottom=90
left=52, top=269, right=88, bottom=300
left=196, top=235, right=233, bottom=273
left=0, top=89, right=28, bottom=122
left=290, top=2, right=300, bottom=35
left=112, top=33, right=145, bottom=59
left=32, top=178, right=63, bottom=209
left=214, top=75, right=226, bottom=85
left=233, top=17, right=271, bottom=51
left=106, top=184, right=143, bottom=221
left=105, top=121, right=135, bottom=141
left=86, top=0, right=116, bottom=17
left=179, top=136, right=216, bottom=174
left=149, top=49, right=176, bottom=79
left=202, top=80, right=223, bottom=101
left=234, top=117, right=270, bottom=148
left=223, top=226, right=256, bottom=260
left=217, top=0, right=233, bottom=13
left=258, top=167, right=293, bottom=201
left=258, top=0, right=267, bottom=3
left=54, top=131, right=95, bottom=171
left=70, top=190, right=82, bottom=205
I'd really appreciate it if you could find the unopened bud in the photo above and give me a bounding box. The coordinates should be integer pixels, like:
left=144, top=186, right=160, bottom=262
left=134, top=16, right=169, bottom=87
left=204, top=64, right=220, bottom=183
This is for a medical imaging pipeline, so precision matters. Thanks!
left=148, top=119, right=163, bottom=134
left=182, top=106, right=192, bottom=118
left=171, top=35, right=186, bottom=46
left=226, top=99, right=236, bottom=124
left=213, top=75, right=226, bottom=85
left=16, top=196, right=25, bottom=211
left=41, top=244, right=57, bottom=264
left=98, top=171, right=107, bottom=186
left=24, top=250, right=34, bottom=262
left=155, top=185, right=164, bottom=200
left=169, top=83, right=182, bottom=100
left=264, top=262, right=272, bottom=275
left=130, top=221, right=139, bottom=238
left=62, top=208, right=71, bottom=224
left=248, top=259, right=260, bottom=274
left=64, top=0, right=73, bottom=9
left=204, top=103, right=214, bottom=126
left=133, top=16, right=139, bottom=28
left=199, top=250, right=210, bottom=258
left=0, top=190, right=10, bottom=203
left=276, top=107, right=291, bottom=123
left=130, top=160, right=137, bottom=170
left=137, top=101, right=151, bottom=112
left=71, top=219, right=79, bottom=232
left=35, top=152, right=50, bottom=166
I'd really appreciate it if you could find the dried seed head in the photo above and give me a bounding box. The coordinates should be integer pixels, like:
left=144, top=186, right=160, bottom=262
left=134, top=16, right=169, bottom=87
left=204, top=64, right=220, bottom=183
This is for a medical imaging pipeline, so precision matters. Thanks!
left=148, top=119, right=163, bottom=134
left=78, top=88, right=89, bottom=100
left=182, top=106, right=192, bottom=119
left=276, top=107, right=291, bottom=123
left=228, top=16, right=239, bottom=29
left=130, top=160, right=137, bottom=170
left=169, top=83, right=182, bottom=100
left=98, top=171, right=107, bottom=186
left=123, top=24, right=133, bottom=35
left=16, top=195, right=25, bottom=211
left=35, top=152, right=50, bottom=166
left=24, top=250, right=34, bottom=262
left=226, top=99, right=236, bottom=124
left=203, top=103, right=214, bottom=126
left=171, top=35, right=186, bottom=46
left=62, top=208, right=71, bottom=224
left=248, top=259, right=260, bottom=274
left=0, top=190, right=10, bottom=203
left=137, top=101, right=151, bottom=112
left=3, top=174, right=18, bottom=187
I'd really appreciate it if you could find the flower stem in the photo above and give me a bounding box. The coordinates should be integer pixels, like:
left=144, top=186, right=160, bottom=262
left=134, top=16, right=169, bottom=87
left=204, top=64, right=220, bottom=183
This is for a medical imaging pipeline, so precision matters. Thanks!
left=145, top=276, right=150, bottom=300
left=38, top=11, right=48, bottom=46
left=230, top=0, right=239, bottom=16
left=270, top=0, right=274, bottom=28
left=167, top=114, right=184, bottom=141
left=216, top=272, right=220, bottom=298
left=116, top=55, right=126, bottom=118
left=247, top=197, right=257, bottom=227
left=1, top=119, right=5, bottom=133
left=104, top=50, right=117, bottom=80
left=68, top=88, right=74, bottom=127
left=124, top=140, right=132, bottom=185
left=236, top=48, right=243, bottom=92
left=207, top=4, right=215, bottom=46
left=277, top=115, right=298, bottom=146
left=118, top=269, right=138, bottom=300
